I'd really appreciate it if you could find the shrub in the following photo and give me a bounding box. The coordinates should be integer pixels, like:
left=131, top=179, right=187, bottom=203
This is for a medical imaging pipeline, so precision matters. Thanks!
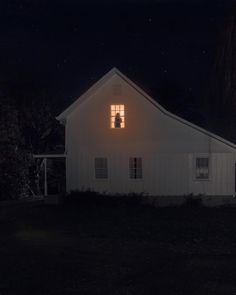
left=63, top=190, right=144, bottom=209
left=183, top=194, right=203, bottom=208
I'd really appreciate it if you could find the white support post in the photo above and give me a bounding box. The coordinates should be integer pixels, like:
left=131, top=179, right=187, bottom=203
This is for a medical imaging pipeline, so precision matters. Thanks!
left=44, top=158, right=48, bottom=196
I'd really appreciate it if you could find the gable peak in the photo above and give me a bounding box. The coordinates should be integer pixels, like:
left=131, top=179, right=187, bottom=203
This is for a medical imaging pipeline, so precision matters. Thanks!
left=106, top=67, right=123, bottom=77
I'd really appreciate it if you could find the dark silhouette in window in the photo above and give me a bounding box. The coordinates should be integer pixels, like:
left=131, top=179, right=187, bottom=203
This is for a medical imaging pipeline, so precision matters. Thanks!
left=115, top=112, right=122, bottom=128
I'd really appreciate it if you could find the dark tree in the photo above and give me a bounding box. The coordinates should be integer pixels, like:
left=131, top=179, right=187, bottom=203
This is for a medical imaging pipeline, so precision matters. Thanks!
left=18, top=93, right=65, bottom=195
left=20, top=94, right=64, bottom=154
left=0, top=94, right=29, bottom=200
left=208, top=6, right=236, bottom=141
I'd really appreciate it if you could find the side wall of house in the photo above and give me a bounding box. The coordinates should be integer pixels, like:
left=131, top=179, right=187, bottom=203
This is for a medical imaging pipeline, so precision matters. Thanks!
left=65, top=74, right=236, bottom=196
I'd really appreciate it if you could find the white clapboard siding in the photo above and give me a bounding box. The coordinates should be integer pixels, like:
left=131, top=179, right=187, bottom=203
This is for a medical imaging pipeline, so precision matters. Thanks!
left=57, top=68, right=236, bottom=197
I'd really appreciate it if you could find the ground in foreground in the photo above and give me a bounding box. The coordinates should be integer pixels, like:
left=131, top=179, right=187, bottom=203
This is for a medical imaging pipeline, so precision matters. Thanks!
left=1, top=195, right=236, bottom=295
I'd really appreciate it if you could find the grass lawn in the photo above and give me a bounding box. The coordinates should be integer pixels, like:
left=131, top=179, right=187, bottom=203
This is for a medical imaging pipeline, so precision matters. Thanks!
left=1, top=195, right=236, bottom=295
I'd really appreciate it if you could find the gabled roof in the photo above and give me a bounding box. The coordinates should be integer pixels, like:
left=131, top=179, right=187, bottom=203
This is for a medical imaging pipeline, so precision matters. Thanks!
left=56, top=67, right=236, bottom=150
left=56, top=67, right=121, bottom=122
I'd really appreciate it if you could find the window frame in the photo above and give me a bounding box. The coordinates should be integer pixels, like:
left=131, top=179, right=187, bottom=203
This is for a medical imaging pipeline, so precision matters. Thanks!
left=94, top=157, right=108, bottom=180
left=110, top=104, right=125, bottom=129
left=194, top=155, right=210, bottom=181
left=129, top=157, right=143, bottom=180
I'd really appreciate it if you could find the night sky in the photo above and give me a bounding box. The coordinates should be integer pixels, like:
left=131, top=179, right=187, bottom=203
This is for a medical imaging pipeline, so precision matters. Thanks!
left=0, top=0, right=233, bottom=119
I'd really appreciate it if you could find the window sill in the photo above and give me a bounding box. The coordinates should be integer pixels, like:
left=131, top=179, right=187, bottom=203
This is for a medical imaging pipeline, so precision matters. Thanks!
left=129, top=178, right=143, bottom=181
left=194, top=178, right=210, bottom=182
left=94, top=178, right=109, bottom=181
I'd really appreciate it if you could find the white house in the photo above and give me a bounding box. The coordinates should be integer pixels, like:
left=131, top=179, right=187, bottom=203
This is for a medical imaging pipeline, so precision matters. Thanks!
left=56, top=68, right=236, bottom=203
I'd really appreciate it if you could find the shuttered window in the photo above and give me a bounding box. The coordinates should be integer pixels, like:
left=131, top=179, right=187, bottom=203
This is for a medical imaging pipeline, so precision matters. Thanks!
left=95, top=158, right=108, bottom=179
left=196, top=157, right=209, bottom=180
left=129, top=157, right=142, bottom=179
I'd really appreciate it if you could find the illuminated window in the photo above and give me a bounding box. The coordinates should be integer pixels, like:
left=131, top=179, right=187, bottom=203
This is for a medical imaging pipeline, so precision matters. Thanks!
left=95, top=158, right=108, bottom=179
left=196, top=157, right=209, bottom=180
left=110, top=105, right=125, bottom=128
left=129, top=157, right=142, bottom=179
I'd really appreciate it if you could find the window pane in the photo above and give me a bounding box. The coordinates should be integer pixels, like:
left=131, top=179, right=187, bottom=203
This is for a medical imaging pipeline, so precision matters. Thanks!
left=110, top=105, right=125, bottom=128
left=95, top=158, right=108, bottom=179
left=129, top=157, right=142, bottom=179
left=196, top=157, right=209, bottom=180
left=129, top=158, right=134, bottom=168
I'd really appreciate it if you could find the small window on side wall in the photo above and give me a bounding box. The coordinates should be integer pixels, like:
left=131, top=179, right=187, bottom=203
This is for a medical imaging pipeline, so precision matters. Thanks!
left=95, top=158, right=108, bottom=179
left=196, top=157, right=209, bottom=180
left=129, top=157, right=142, bottom=179
left=110, top=105, right=125, bottom=128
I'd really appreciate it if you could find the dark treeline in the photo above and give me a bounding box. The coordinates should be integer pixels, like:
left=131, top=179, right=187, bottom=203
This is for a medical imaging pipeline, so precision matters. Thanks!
left=0, top=84, right=64, bottom=200
left=207, top=5, right=236, bottom=142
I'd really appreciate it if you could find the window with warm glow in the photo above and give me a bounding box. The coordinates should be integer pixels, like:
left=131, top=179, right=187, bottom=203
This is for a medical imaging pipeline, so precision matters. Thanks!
left=110, top=105, right=125, bottom=128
